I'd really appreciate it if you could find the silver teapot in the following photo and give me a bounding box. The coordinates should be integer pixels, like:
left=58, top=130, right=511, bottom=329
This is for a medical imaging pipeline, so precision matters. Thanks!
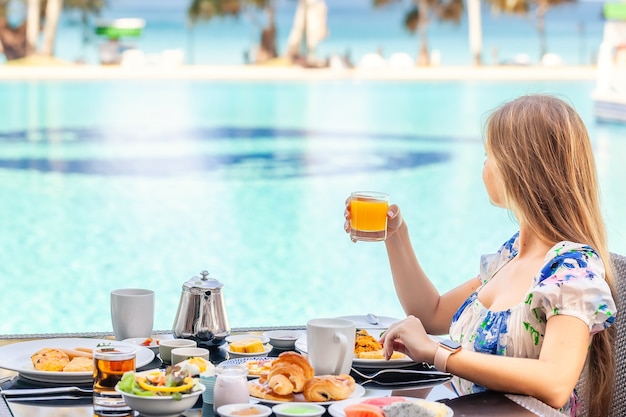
left=172, top=270, right=230, bottom=347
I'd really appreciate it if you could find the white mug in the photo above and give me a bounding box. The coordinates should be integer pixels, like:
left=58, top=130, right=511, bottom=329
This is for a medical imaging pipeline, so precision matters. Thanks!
left=110, top=288, right=155, bottom=340
left=306, top=318, right=355, bottom=375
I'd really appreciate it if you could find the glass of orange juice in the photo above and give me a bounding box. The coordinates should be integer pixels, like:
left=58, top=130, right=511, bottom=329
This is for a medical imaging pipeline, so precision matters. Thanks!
left=349, top=191, right=389, bottom=242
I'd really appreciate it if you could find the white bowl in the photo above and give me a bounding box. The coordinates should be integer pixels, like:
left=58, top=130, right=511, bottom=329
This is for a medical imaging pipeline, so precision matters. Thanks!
left=221, top=343, right=272, bottom=359
left=115, top=383, right=204, bottom=417
left=272, top=403, right=325, bottom=417
left=218, top=403, right=272, bottom=417
left=225, top=334, right=270, bottom=345
left=262, top=330, right=304, bottom=350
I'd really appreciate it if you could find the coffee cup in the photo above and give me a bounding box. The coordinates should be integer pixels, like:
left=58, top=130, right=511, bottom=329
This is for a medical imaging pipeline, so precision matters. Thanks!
left=159, top=339, right=197, bottom=364
left=306, top=318, right=355, bottom=375
left=171, top=347, right=210, bottom=365
left=110, top=288, right=155, bottom=340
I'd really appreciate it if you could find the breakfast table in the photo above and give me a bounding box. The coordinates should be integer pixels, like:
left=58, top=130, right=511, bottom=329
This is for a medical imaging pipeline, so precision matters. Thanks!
left=0, top=329, right=563, bottom=417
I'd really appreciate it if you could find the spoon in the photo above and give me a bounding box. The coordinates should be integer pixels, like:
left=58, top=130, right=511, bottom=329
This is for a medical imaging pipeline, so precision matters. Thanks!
left=366, top=313, right=379, bottom=325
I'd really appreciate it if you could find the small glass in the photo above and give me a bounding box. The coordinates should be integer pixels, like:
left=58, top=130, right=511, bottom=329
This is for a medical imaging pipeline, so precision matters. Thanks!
left=93, top=346, right=136, bottom=414
left=213, top=364, right=249, bottom=412
left=349, top=191, right=389, bottom=242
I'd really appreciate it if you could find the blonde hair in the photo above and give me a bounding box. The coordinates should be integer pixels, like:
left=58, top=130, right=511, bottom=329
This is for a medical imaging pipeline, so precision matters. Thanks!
left=485, top=94, right=615, bottom=416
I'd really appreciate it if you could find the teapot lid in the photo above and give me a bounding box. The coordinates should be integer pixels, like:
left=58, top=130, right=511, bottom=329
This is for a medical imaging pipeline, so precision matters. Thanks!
left=183, top=270, right=223, bottom=290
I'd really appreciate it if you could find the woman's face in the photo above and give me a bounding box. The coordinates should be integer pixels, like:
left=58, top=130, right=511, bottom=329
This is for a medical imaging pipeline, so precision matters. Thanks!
left=482, top=156, right=504, bottom=207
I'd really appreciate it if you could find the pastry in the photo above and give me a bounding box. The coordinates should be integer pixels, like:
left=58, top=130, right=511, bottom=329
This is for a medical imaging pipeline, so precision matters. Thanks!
left=302, top=374, right=356, bottom=402
left=62, top=356, right=93, bottom=372
left=248, top=380, right=294, bottom=402
left=266, top=351, right=314, bottom=395
left=31, top=348, right=70, bottom=371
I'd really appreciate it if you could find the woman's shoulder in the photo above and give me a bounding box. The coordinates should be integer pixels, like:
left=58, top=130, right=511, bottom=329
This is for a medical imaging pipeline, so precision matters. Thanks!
left=538, top=241, right=603, bottom=283
left=530, top=241, right=615, bottom=332
left=479, top=232, right=520, bottom=283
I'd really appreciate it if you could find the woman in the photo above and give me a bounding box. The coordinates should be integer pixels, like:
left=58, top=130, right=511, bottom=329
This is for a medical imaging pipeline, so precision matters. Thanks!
left=344, top=95, right=617, bottom=416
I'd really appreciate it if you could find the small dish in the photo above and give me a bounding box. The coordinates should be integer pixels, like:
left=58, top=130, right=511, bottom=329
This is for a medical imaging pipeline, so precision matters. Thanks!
left=262, top=330, right=304, bottom=350
left=115, top=382, right=205, bottom=417
left=272, top=403, right=325, bottom=417
left=225, top=334, right=270, bottom=345
left=122, top=335, right=173, bottom=354
left=219, top=357, right=276, bottom=378
left=218, top=403, right=272, bottom=417
left=221, top=343, right=272, bottom=359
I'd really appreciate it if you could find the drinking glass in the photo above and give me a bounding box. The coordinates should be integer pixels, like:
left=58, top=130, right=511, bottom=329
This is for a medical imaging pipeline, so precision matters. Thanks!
left=93, top=346, right=136, bottom=414
left=213, top=364, right=249, bottom=412
left=349, top=191, right=389, bottom=242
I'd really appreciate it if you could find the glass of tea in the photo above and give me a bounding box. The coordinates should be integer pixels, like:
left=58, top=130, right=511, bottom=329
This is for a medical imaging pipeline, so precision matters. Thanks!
left=93, top=345, right=136, bottom=413
left=349, top=191, right=389, bottom=242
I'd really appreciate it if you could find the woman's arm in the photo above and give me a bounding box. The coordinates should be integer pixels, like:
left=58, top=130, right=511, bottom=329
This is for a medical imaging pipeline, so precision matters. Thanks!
left=384, top=215, right=480, bottom=334
left=382, top=314, right=590, bottom=409
left=447, top=315, right=589, bottom=408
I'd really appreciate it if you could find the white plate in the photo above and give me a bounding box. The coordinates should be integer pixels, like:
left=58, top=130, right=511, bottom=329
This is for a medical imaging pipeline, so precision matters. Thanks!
left=0, top=338, right=155, bottom=383
left=122, top=335, right=173, bottom=354
left=327, top=396, right=454, bottom=417
left=249, top=380, right=365, bottom=405
left=219, top=357, right=276, bottom=378
left=336, top=315, right=401, bottom=329
left=294, top=335, right=415, bottom=369
left=220, top=344, right=272, bottom=359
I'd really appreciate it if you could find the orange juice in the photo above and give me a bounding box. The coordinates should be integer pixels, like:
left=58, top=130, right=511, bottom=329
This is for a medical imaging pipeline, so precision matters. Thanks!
left=350, top=192, right=389, bottom=241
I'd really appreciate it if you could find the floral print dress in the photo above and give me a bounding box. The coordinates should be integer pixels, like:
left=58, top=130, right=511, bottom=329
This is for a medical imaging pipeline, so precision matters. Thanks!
left=448, top=232, right=616, bottom=416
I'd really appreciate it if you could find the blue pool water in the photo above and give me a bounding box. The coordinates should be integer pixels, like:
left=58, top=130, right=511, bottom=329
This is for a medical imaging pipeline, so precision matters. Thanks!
left=1, top=79, right=625, bottom=335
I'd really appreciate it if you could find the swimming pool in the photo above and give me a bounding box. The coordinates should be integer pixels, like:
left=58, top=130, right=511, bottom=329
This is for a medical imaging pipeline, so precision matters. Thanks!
left=1, top=79, right=625, bottom=335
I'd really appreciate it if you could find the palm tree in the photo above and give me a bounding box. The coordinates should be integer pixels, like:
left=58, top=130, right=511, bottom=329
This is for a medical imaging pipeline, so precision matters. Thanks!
left=374, top=0, right=464, bottom=66
left=40, top=0, right=64, bottom=56
left=486, top=0, right=574, bottom=60
left=0, top=5, right=27, bottom=60
left=63, top=0, right=107, bottom=61
left=0, top=0, right=103, bottom=61
left=187, top=0, right=278, bottom=64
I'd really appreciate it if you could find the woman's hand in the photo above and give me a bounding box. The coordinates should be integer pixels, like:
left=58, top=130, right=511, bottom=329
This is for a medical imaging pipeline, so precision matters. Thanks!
left=379, top=315, right=438, bottom=364
left=344, top=199, right=404, bottom=242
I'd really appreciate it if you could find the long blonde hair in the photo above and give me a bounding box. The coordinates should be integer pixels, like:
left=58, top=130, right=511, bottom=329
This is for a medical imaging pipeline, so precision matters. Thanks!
left=485, top=94, right=615, bottom=416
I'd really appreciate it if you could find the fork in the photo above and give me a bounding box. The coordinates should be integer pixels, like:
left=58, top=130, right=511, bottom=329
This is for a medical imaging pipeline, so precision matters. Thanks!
left=351, top=366, right=450, bottom=385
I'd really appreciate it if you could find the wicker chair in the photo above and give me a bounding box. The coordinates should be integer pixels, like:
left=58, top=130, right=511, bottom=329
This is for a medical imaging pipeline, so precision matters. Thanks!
left=609, top=253, right=626, bottom=417
left=577, top=253, right=626, bottom=417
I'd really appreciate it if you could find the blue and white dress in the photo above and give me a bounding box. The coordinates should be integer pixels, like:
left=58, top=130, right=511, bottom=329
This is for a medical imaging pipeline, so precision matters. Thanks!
left=448, top=232, right=616, bottom=416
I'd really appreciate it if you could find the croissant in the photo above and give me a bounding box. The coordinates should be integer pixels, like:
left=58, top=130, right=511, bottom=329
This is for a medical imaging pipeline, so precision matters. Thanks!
left=302, top=374, right=356, bottom=402
left=266, top=351, right=314, bottom=395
